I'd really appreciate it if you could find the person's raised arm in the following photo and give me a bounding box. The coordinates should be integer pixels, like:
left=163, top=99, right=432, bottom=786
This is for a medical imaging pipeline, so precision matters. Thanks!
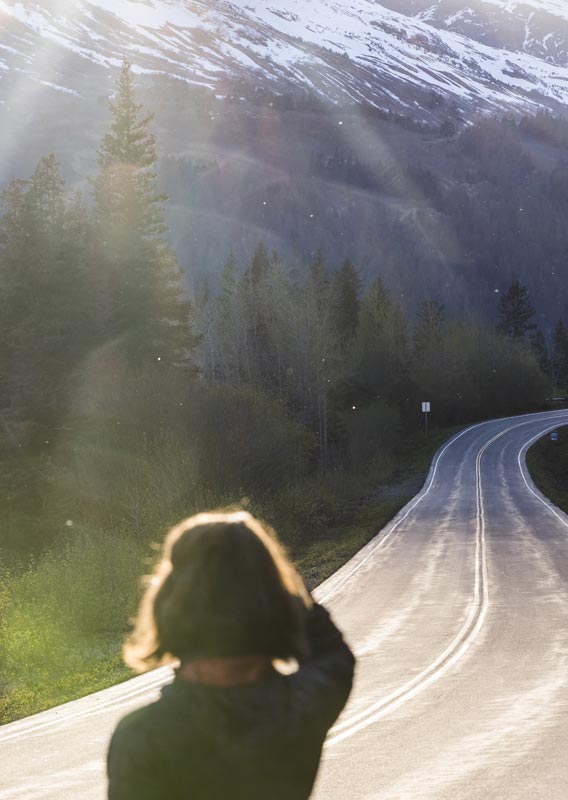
left=291, top=601, right=355, bottom=732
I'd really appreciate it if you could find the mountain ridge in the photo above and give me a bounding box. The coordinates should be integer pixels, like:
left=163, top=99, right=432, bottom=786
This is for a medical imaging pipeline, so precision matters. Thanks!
left=2, top=0, right=568, bottom=118
left=2, top=1, right=568, bottom=321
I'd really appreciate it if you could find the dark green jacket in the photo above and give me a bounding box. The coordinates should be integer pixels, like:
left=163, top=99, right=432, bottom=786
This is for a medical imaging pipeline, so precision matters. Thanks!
left=107, top=603, right=354, bottom=799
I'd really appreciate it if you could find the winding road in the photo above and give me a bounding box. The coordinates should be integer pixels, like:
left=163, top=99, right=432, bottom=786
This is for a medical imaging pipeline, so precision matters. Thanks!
left=2, top=410, right=568, bottom=799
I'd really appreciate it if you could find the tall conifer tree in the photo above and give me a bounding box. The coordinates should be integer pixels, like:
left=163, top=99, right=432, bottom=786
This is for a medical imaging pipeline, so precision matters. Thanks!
left=351, top=277, right=408, bottom=404
left=496, top=280, right=536, bottom=341
left=0, top=156, right=92, bottom=437
left=414, top=299, right=445, bottom=353
left=553, top=320, right=568, bottom=389
left=332, top=259, right=361, bottom=351
left=92, top=60, right=193, bottom=369
left=239, top=242, right=273, bottom=388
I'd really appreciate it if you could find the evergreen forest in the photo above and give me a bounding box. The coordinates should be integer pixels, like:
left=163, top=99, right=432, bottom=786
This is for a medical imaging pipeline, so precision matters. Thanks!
left=1, top=63, right=566, bottom=723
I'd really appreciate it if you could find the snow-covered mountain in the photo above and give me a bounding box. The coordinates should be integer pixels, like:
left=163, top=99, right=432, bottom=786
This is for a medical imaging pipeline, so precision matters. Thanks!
left=381, top=0, right=568, bottom=67
left=3, top=2, right=568, bottom=319
left=2, top=0, right=568, bottom=117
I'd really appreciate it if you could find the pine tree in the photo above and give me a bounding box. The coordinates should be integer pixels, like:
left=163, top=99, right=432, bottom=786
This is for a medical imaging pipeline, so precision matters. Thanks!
left=307, top=248, right=330, bottom=315
left=0, top=178, right=30, bottom=431
left=351, top=277, right=408, bottom=404
left=553, top=320, right=568, bottom=390
left=219, top=252, right=238, bottom=324
left=95, top=62, right=165, bottom=238
left=533, top=329, right=555, bottom=382
left=0, top=156, right=93, bottom=439
left=305, top=256, right=336, bottom=468
left=332, top=258, right=361, bottom=351
left=358, top=277, right=390, bottom=341
left=414, top=299, right=445, bottom=353
left=194, top=278, right=219, bottom=381
left=239, top=242, right=273, bottom=389
left=496, top=280, right=536, bottom=340
left=92, top=60, right=193, bottom=369
left=27, top=154, right=66, bottom=231
left=216, top=252, right=244, bottom=384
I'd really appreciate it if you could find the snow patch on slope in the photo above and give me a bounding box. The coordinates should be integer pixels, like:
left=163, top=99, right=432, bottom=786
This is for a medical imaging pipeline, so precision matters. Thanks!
left=1, top=0, right=568, bottom=115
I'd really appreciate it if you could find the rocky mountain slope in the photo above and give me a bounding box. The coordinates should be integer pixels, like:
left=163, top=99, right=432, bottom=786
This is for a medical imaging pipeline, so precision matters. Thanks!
left=2, top=0, right=568, bottom=117
left=382, top=0, right=568, bottom=67
left=2, top=1, right=568, bottom=320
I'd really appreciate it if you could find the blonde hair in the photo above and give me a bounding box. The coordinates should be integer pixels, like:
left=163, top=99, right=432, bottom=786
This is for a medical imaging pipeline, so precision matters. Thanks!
left=124, top=511, right=312, bottom=672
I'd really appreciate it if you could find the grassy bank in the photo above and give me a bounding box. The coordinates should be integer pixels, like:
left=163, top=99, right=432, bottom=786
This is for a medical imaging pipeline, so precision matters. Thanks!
left=288, top=426, right=458, bottom=588
left=526, top=425, right=568, bottom=514
left=0, top=534, right=143, bottom=724
left=0, top=425, right=457, bottom=725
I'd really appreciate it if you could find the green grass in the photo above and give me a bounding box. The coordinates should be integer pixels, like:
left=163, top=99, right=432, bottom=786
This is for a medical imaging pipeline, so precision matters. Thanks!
left=0, top=425, right=460, bottom=725
left=295, top=499, right=410, bottom=588
left=0, top=532, right=147, bottom=724
left=526, top=425, right=568, bottom=514
left=288, top=426, right=461, bottom=588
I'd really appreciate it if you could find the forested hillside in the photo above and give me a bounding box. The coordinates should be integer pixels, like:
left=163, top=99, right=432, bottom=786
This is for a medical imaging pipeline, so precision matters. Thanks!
left=0, top=64, right=561, bottom=563
left=159, top=100, right=568, bottom=323
left=1, top=64, right=566, bottom=723
left=5, top=72, right=568, bottom=320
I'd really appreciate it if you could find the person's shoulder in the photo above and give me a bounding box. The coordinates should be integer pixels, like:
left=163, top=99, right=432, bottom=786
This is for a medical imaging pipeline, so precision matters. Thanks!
left=107, top=695, right=176, bottom=796
left=111, top=696, right=167, bottom=748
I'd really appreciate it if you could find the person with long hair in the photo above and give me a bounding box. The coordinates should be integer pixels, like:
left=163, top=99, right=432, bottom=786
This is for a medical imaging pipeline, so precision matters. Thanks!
left=107, top=510, right=355, bottom=799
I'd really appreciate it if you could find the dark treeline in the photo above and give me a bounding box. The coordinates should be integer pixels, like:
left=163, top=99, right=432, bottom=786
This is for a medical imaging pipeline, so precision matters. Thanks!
left=0, top=64, right=560, bottom=561
left=193, top=248, right=555, bottom=473
left=0, top=63, right=197, bottom=556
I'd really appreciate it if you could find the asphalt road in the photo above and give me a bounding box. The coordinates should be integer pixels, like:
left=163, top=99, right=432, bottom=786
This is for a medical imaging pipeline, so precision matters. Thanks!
left=2, top=410, right=568, bottom=799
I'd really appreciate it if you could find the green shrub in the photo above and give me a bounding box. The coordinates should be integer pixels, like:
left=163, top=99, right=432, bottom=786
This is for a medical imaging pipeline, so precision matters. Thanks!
left=412, top=325, right=551, bottom=423
left=185, top=385, right=316, bottom=494
left=342, top=402, right=402, bottom=470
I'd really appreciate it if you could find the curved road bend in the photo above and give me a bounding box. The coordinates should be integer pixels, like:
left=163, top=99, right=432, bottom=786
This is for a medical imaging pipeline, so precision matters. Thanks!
left=1, top=410, right=568, bottom=799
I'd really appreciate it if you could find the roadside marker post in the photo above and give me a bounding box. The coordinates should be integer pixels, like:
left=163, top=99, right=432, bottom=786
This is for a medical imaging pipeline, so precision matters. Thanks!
left=422, top=401, right=431, bottom=435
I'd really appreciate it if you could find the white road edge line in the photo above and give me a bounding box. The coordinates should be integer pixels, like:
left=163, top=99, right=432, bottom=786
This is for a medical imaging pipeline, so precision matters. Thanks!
left=518, top=423, right=568, bottom=531
left=317, top=409, right=568, bottom=605
left=323, top=424, right=503, bottom=746
left=0, top=670, right=172, bottom=744
left=325, top=415, right=568, bottom=747
left=318, top=422, right=489, bottom=605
